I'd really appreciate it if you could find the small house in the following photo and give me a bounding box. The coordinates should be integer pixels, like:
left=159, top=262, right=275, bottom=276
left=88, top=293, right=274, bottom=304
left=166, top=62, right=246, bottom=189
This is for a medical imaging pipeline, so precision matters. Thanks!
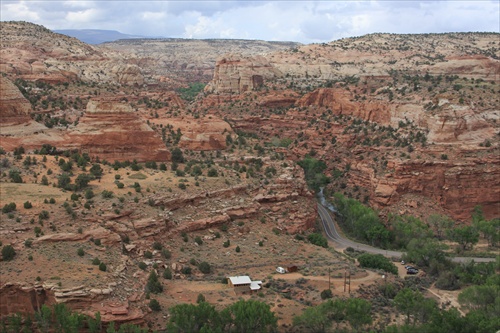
left=228, top=276, right=262, bottom=294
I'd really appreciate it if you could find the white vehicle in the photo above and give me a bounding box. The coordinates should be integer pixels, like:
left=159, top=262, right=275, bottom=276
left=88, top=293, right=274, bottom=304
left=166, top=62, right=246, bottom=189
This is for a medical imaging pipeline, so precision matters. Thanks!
left=276, top=267, right=286, bottom=274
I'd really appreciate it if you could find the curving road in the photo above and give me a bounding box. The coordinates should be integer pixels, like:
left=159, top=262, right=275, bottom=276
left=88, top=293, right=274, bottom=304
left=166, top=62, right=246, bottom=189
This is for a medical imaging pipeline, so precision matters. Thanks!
left=317, top=203, right=496, bottom=263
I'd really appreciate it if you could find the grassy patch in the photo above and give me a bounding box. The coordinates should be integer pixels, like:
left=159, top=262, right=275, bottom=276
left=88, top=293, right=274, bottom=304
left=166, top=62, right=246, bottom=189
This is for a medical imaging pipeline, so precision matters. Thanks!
left=128, top=172, right=148, bottom=180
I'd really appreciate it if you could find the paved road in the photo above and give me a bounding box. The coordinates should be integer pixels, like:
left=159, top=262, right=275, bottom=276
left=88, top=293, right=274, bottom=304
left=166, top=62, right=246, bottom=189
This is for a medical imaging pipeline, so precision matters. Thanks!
left=317, top=203, right=496, bottom=263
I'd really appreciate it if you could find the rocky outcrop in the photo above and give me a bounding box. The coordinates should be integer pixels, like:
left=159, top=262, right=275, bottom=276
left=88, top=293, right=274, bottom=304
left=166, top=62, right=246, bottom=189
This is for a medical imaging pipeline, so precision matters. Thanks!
left=0, top=283, right=52, bottom=319
left=0, top=283, right=144, bottom=324
left=424, top=97, right=497, bottom=144
left=154, top=115, right=233, bottom=151
left=111, top=64, right=144, bottom=86
left=0, top=76, right=32, bottom=123
left=152, top=185, right=248, bottom=211
left=175, top=214, right=232, bottom=233
left=33, top=227, right=122, bottom=246
left=204, top=54, right=282, bottom=95
left=67, top=98, right=170, bottom=162
left=352, top=156, right=500, bottom=221
left=0, top=76, right=48, bottom=148
left=0, top=21, right=144, bottom=85
left=296, top=88, right=392, bottom=124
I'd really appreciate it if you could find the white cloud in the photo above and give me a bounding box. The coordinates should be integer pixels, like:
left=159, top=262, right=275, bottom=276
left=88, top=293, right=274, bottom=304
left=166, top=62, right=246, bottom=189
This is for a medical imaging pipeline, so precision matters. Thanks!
left=1, top=1, right=40, bottom=22
left=140, top=11, right=166, bottom=21
left=63, top=1, right=96, bottom=9
left=65, top=8, right=102, bottom=24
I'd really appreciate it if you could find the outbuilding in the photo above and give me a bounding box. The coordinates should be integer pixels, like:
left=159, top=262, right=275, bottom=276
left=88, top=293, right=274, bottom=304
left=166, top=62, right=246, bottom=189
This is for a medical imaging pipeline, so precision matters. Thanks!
left=228, top=276, right=262, bottom=294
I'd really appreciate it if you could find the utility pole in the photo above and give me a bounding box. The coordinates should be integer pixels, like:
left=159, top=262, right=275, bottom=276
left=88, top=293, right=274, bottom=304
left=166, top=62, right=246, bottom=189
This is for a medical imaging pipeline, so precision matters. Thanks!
left=343, top=269, right=346, bottom=292
left=348, top=271, right=351, bottom=294
left=328, top=267, right=331, bottom=290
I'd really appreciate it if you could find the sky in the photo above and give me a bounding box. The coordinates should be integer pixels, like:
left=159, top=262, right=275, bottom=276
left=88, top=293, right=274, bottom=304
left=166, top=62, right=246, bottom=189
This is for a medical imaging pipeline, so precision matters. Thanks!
left=1, top=1, right=499, bottom=44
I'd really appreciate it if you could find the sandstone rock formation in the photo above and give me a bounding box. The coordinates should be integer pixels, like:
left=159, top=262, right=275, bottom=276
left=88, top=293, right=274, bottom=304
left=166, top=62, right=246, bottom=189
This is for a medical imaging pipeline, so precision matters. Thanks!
left=0, top=283, right=52, bottom=319
left=0, top=76, right=48, bottom=148
left=67, top=98, right=170, bottom=162
left=0, top=283, right=145, bottom=325
left=0, top=76, right=32, bottom=123
left=151, top=115, right=233, bottom=151
left=296, top=88, right=391, bottom=123
left=0, top=21, right=144, bottom=85
left=348, top=155, right=500, bottom=220
left=204, top=54, right=283, bottom=95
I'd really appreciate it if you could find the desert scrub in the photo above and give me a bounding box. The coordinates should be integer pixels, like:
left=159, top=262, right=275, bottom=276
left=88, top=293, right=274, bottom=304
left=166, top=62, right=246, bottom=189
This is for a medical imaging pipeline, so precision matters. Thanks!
left=2, top=245, right=16, bottom=261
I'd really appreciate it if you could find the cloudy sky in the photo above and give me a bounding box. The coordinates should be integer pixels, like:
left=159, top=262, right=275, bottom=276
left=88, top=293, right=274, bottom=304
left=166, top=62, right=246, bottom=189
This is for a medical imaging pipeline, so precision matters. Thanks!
left=1, top=1, right=499, bottom=43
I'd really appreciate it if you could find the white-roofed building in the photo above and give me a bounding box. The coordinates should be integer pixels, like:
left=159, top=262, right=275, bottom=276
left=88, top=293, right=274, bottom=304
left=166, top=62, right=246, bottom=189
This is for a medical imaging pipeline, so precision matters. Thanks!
left=228, top=276, right=262, bottom=294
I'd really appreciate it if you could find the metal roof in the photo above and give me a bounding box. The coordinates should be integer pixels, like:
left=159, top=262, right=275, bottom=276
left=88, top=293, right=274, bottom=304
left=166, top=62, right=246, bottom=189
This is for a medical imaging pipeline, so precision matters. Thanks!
left=228, top=276, right=252, bottom=285
left=250, top=281, right=262, bottom=290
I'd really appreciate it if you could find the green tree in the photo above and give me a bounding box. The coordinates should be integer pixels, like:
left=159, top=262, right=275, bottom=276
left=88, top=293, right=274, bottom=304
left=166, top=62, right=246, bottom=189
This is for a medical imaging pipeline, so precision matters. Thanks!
left=9, top=169, right=23, bottom=183
left=194, top=236, right=203, bottom=245
left=87, top=312, right=102, bottom=333
left=357, top=253, right=398, bottom=274
left=99, top=262, right=107, bottom=272
left=163, top=267, right=172, bottom=280
left=191, top=165, right=203, bottom=176
left=166, top=302, right=220, bottom=333
left=447, top=226, right=479, bottom=252
left=75, top=173, right=93, bottom=190
left=89, top=163, right=103, bottom=177
left=2, top=202, right=16, bottom=214
left=403, top=238, right=449, bottom=269
left=366, top=224, right=393, bottom=248
left=320, top=289, right=333, bottom=300
left=297, top=157, right=330, bottom=192
left=57, top=173, right=71, bottom=189
left=207, top=168, right=218, bottom=177
left=344, top=298, right=372, bottom=331
left=6, top=313, right=23, bottom=333
left=458, top=284, right=499, bottom=315
left=293, top=303, right=331, bottom=333
left=146, top=270, right=163, bottom=294
left=333, top=193, right=390, bottom=245
left=389, top=214, right=433, bottom=249
left=307, top=233, right=328, bottom=248
left=196, top=293, right=206, bottom=304
left=149, top=299, right=161, bottom=312
left=198, top=261, right=211, bottom=274
left=475, top=218, right=500, bottom=248
left=428, top=214, right=454, bottom=240
left=85, top=188, right=95, bottom=199
left=222, top=299, right=277, bottom=333
left=1, top=244, right=16, bottom=261
left=471, top=205, right=484, bottom=225
left=394, top=288, right=424, bottom=325
left=171, top=148, right=184, bottom=163
left=35, top=304, right=52, bottom=333
left=53, top=303, right=83, bottom=333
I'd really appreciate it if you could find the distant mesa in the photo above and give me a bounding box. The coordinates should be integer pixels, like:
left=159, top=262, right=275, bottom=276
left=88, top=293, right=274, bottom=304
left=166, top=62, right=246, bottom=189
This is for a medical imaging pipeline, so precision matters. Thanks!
left=53, top=29, right=156, bottom=44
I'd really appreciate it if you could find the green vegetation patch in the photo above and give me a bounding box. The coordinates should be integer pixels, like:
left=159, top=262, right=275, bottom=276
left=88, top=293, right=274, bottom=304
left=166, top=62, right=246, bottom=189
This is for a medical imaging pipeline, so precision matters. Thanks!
left=128, top=172, right=148, bottom=180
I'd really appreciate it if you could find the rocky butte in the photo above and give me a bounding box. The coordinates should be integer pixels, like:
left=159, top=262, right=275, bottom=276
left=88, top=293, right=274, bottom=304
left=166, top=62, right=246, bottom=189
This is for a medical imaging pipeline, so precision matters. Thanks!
left=66, top=98, right=170, bottom=162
